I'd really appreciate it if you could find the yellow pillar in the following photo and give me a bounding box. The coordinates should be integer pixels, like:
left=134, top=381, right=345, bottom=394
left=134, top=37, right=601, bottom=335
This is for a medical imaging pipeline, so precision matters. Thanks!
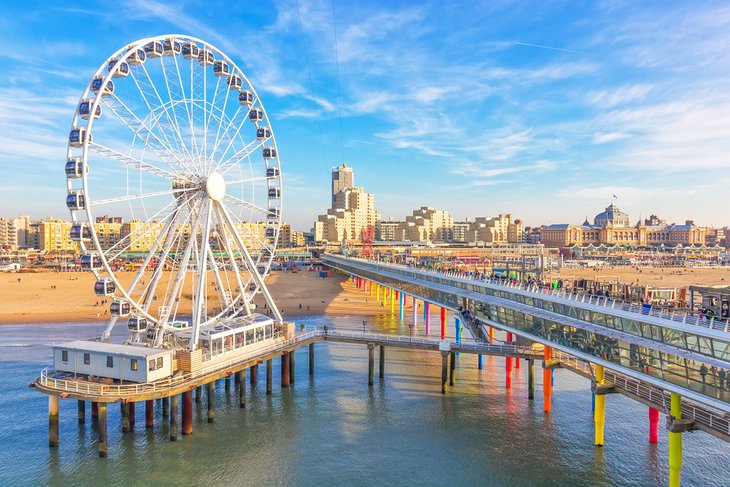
left=669, top=393, right=682, bottom=487
left=376, top=284, right=380, bottom=301
left=390, top=289, right=395, bottom=314
left=594, top=364, right=605, bottom=446
left=382, top=287, right=387, bottom=307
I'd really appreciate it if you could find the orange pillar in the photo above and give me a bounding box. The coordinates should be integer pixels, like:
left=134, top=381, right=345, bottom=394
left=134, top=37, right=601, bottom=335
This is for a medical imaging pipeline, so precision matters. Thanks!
left=440, top=307, right=447, bottom=339
left=543, top=346, right=552, bottom=413
left=489, top=327, right=494, bottom=344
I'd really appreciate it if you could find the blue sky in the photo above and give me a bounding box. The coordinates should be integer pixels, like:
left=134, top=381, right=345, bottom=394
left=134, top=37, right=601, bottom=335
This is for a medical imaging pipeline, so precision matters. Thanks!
left=1, top=0, right=730, bottom=230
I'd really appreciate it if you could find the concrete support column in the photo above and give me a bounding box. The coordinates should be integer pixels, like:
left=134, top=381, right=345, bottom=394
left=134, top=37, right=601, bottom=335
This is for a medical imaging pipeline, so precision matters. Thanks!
left=281, top=352, right=291, bottom=387
left=449, top=351, right=456, bottom=386
left=48, top=395, right=59, bottom=447
left=441, top=352, right=448, bottom=394
left=237, top=370, right=246, bottom=409
left=77, top=400, right=85, bottom=424
left=379, top=345, right=385, bottom=378
left=440, top=307, right=446, bottom=340
left=182, top=390, right=193, bottom=435
left=649, top=407, right=660, bottom=444
left=145, top=400, right=154, bottom=429
left=668, top=393, right=683, bottom=487
left=594, top=364, right=605, bottom=447
left=390, top=288, right=395, bottom=314
left=207, top=382, right=215, bottom=423
left=121, top=402, right=131, bottom=433
left=376, top=284, right=380, bottom=301
left=368, top=344, right=375, bottom=386
left=162, top=396, right=170, bottom=418
left=289, top=350, right=296, bottom=384
left=412, top=298, right=418, bottom=327
left=543, top=346, right=552, bottom=413
left=382, top=287, right=387, bottom=307
left=266, top=359, right=273, bottom=395
left=195, top=387, right=202, bottom=403
left=91, top=401, right=98, bottom=420
left=225, top=375, right=231, bottom=391
left=478, top=354, right=483, bottom=369
left=98, top=402, right=108, bottom=457
left=169, top=394, right=178, bottom=441
left=309, top=343, right=315, bottom=375
left=250, top=364, right=258, bottom=385
left=528, top=359, right=535, bottom=400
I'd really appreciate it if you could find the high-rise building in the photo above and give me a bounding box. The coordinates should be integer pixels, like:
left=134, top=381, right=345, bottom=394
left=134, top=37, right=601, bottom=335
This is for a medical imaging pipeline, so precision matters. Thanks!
left=0, top=218, right=17, bottom=249
left=463, top=214, right=522, bottom=244
left=120, top=220, right=163, bottom=253
left=396, top=207, right=453, bottom=242
left=331, top=164, right=354, bottom=206
left=315, top=165, right=379, bottom=243
left=38, top=219, right=76, bottom=253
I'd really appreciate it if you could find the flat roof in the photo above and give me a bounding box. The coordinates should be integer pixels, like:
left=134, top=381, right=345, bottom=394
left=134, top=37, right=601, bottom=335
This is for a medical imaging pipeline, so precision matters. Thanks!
left=53, top=340, right=172, bottom=358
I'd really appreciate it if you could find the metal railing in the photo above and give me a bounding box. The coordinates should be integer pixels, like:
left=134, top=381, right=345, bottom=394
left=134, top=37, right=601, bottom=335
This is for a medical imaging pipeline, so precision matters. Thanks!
left=555, top=352, right=730, bottom=437
left=329, top=255, right=730, bottom=333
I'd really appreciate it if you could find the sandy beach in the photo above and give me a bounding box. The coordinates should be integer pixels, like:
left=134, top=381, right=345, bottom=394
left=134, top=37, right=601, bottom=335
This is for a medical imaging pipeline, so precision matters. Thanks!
left=555, top=266, right=730, bottom=288
left=0, top=270, right=399, bottom=325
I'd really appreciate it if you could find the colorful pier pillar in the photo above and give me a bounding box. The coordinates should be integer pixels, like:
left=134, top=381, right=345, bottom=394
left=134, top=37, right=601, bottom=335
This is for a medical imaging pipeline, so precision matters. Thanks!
left=477, top=354, right=483, bottom=369
left=425, top=302, right=431, bottom=334
left=182, top=390, right=193, bottom=435
left=668, top=393, right=683, bottom=487
left=594, top=364, right=605, bottom=446
left=505, top=333, right=513, bottom=388
left=543, top=346, right=552, bottom=413
left=399, top=292, right=405, bottom=322
left=376, top=284, right=381, bottom=301
left=390, top=289, right=395, bottom=314
left=440, top=307, right=446, bottom=339
left=649, top=407, right=659, bottom=444
left=455, top=317, right=461, bottom=344
left=412, top=298, right=418, bottom=327
left=489, top=327, right=494, bottom=344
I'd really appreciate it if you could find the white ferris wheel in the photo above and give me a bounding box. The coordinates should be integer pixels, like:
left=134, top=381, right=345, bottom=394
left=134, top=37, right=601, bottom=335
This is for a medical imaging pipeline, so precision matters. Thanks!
left=65, top=35, right=283, bottom=351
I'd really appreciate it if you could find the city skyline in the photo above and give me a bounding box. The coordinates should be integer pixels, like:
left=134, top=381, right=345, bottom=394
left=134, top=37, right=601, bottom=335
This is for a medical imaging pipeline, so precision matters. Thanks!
left=3, top=1, right=730, bottom=228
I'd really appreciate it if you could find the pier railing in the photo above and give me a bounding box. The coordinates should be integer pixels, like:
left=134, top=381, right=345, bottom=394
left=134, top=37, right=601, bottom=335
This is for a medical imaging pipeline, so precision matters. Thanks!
left=37, top=328, right=536, bottom=398
left=330, top=256, right=730, bottom=333
left=556, top=352, right=730, bottom=438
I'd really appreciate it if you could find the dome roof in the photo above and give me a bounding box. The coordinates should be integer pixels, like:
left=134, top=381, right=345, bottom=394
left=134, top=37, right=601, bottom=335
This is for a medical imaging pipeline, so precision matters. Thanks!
left=594, top=203, right=630, bottom=227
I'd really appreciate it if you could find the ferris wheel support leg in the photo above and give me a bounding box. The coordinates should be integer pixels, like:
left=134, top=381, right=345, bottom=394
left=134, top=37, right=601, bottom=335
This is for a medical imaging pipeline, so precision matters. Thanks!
left=101, top=316, right=119, bottom=341
left=190, top=200, right=213, bottom=351
left=217, top=202, right=283, bottom=323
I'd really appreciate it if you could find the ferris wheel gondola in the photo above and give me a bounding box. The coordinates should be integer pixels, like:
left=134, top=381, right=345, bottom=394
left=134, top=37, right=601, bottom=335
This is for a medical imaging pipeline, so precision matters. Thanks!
left=65, top=35, right=284, bottom=351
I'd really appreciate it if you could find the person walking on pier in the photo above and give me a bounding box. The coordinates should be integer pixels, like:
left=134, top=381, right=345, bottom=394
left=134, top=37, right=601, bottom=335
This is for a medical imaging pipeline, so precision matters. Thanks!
left=699, top=364, right=708, bottom=384
left=719, top=369, right=727, bottom=390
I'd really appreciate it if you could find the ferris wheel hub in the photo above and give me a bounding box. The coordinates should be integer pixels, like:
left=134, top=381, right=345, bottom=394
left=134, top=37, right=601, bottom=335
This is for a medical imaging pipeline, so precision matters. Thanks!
left=205, top=172, right=226, bottom=201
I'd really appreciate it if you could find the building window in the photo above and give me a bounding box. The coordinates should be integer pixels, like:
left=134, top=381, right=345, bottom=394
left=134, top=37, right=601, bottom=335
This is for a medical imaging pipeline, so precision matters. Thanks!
left=83, top=353, right=90, bottom=365
left=61, top=350, right=68, bottom=363
left=157, top=357, right=163, bottom=369
left=149, top=359, right=156, bottom=371
left=106, top=356, right=113, bottom=368
left=130, top=359, right=138, bottom=371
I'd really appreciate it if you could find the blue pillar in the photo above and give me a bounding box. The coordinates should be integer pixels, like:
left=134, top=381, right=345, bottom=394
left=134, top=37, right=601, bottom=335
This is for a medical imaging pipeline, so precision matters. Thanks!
left=455, top=317, right=461, bottom=344
left=477, top=354, right=483, bottom=369
left=551, top=369, right=555, bottom=386
left=399, top=292, right=404, bottom=322
left=591, top=392, right=595, bottom=412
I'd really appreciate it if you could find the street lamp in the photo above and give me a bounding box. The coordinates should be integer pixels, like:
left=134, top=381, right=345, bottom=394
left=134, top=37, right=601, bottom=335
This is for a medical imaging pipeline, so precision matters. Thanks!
left=409, top=322, right=414, bottom=343
left=362, top=320, right=367, bottom=337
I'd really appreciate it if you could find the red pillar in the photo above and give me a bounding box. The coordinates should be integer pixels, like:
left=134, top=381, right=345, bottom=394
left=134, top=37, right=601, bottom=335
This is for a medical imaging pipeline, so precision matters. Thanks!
left=145, top=400, right=154, bottom=428
left=649, top=407, right=659, bottom=443
left=505, top=332, right=513, bottom=388
left=182, top=390, right=193, bottom=435
left=440, top=307, right=446, bottom=339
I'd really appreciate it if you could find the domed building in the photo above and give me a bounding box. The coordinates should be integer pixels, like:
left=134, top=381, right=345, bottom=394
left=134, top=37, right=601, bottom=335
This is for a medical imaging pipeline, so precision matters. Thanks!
left=594, top=203, right=630, bottom=228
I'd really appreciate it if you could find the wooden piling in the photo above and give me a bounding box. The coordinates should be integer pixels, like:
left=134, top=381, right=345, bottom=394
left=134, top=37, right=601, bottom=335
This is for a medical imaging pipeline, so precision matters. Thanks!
left=169, top=395, right=178, bottom=441
left=379, top=345, right=385, bottom=379
left=145, top=400, right=154, bottom=428
left=309, top=343, right=315, bottom=375
left=238, top=370, right=246, bottom=408
left=98, top=402, right=108, bottom=457
left=266, top=359, right=273, bottom=395
left=281, top=352, right=290, bottom=388
left=207, top=382, right=215, bottom=423
left=441, top=352, right=448, bottom=394
left=368, top=344, right=375, bottom=386
left=182, top=390, right=193, bottom=435
left=77, top=400, right=85, bottom=424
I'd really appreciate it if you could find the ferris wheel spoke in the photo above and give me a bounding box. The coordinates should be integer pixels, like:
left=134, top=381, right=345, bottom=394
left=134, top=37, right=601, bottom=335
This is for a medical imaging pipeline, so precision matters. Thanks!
left=224, top=206, right=276, bottom=260
left=207, top=84, right=234, bottom=173
left=208, top=104, right=242, bottom=165
left=214, top=205, right=253, bottom=316
left=217, top=201, right=282, bottom=322
left=222, top=195, right=270, bottom=217
left=101, top=95, right=188, bottom=171
left=191, top=199, right=213, bottom=349
left=159, top=55, right=199, bottom=172
left=212, top=100, right=258, bottom=169
left=128, top=64, right=193, bottom=175
left=226, top=175, right=275, bottom=186
left=102, top=198, right=177, bottom=261
left=206, top=246, right=230, bottom=310
left=171, top=51, right=202, bottom=170
left=90, top=188, right=185, bottom=207
left=203, top=76, right=225, bottom=169
left=88, top=142, right=184, bottom=181
left=216, top=139, right=263, bottom=175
